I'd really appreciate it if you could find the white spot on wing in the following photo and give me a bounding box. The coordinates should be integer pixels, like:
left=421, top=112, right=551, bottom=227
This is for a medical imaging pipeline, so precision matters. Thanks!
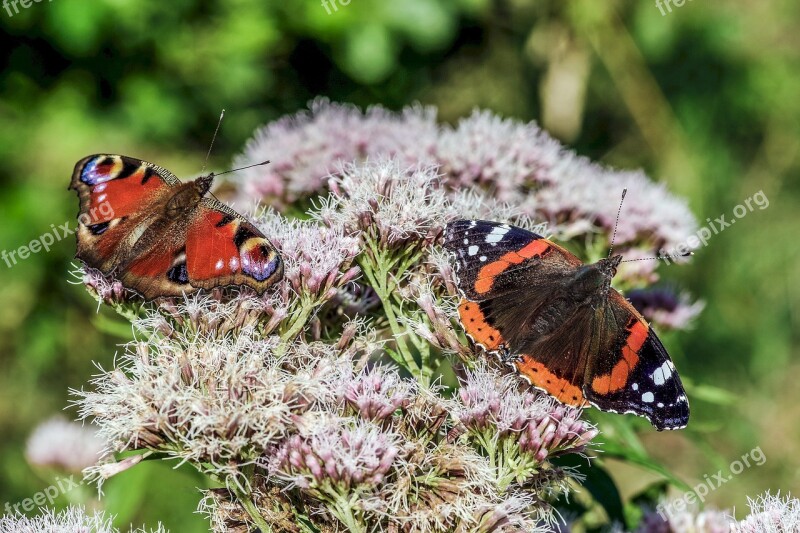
left=215, top=259, right=224, bottom=271
left=652, top=361, right=672, bottom=386
left=632, top=383, right=639, bottom=391
left=468, top=245, right=479, bottom=256
left=479, top=256, right=487, bottom=262
left=485, top=227, right=509, bottom=244
left=642, top=392, right=655, bottom=403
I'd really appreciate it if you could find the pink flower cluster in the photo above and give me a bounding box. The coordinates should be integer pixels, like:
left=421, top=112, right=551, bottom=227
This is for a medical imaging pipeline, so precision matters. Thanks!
left=236, top=98, right=696, bottom=252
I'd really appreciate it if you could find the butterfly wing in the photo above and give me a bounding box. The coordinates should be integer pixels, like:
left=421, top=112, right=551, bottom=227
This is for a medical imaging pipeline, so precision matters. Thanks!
left=444, top=220, right=582, bottom=301
left=444, top=220, right=591, bottom=405
left=583, top=290, right=690, bottom=430
left=183, top=198, right=283, bottom=294
left=70, top=154, right=179, bottom=273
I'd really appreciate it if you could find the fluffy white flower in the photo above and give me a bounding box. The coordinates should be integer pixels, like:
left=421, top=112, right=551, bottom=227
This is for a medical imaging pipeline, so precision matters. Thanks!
left=25, top=416, right=107, bottom=473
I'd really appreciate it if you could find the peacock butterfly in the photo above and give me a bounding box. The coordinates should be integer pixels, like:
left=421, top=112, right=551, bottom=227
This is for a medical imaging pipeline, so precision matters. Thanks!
left=70, top=154, right=283, bottom=301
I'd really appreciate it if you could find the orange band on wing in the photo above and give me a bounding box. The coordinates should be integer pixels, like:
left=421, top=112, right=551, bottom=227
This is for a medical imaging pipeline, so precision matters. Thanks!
left=474, top=240, right=550, bottom=294
left=591, top=319, right=648, bottom=394
left=458, top=300, right=504, bottom=351
left=515, top=356, right=588, bottom=407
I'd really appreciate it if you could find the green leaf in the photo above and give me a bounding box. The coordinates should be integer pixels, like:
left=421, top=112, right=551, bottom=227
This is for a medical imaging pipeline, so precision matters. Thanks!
left=599, top=441, right=690, bottom=492
left=103, top=459, right=151, bottom=526
left=688, top=383, right=737, bottom=405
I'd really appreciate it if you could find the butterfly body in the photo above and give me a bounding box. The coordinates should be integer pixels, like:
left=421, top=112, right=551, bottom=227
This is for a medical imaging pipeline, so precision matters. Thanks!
left=444, top=220, right=689, bottom=431
left=70, top=155, right=282, bottom=300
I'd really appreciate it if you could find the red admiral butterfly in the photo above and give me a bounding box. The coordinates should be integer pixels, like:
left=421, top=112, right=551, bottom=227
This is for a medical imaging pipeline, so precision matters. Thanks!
left=70, top=155, right=283, bottom=300
left=444, top=220, right=689, bottom=430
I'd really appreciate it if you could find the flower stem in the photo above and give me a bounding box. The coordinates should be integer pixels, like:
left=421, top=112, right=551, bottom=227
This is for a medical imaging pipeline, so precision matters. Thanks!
left=279, top=300, right=315, bottom=343
left=232, top=483, right=272, bottom=533
left=358, top=244, right=425, bottom=382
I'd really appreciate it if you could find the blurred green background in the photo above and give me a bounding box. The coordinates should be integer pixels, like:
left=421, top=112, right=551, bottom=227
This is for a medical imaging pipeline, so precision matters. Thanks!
left=0, top=0, right=797, bottom=530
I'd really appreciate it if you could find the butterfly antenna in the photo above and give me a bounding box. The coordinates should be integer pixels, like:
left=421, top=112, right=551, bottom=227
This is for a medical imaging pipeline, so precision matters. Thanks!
left=212, top=160, right=271, bottom=178
left=621, top=251, right=694, bottom=263
left=608, top=188, right=627, bottom=258
left=201, top=109, right=225, bottom=175
left=205, top=160, right=270, bottom=204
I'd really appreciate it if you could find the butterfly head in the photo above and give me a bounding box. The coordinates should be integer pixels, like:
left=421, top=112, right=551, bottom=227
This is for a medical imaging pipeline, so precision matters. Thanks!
left=195, top=174, right=215, bottom=196
left=597, top=254, right=623, bottom=280
left=576, top=254, right=622, bottom=298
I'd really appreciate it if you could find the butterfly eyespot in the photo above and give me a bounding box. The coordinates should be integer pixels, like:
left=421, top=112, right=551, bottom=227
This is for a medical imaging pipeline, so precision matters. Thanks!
left=166, top=263, right=189, bottom=284
left=88, top=222, right=110, bottom=235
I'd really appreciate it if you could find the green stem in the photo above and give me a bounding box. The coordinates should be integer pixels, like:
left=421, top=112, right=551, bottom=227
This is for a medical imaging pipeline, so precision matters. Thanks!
left=359, top=253, right=422, bottom=380
left=232, top=483, right=272, bottom=533
left=331, top=496, right=364, bottom=533
left=313, top=483, right=365, bottom=533
left=279, top=301, right=315, bottom=344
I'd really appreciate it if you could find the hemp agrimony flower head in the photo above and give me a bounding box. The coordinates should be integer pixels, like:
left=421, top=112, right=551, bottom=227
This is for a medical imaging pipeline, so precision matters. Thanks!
left=343, top=364, right=416, bottom=421
left=627, top=286, right=705, bottom=331
left=452, top=366, right=597, bottom=475
left=736, top=492, right=800, bottom=532
left=73, top=304, right=354, bottom=489
left=238, top=100, right=696, bottom=254
left=255, top=210, right=361, bottom=300
left=25, top=416, right=107, bottom=474
left=316, top=158, right=449, bottom=249
left=72, top=264, right=133, bottom=307
left=271, top=417, right=400, bottom=492
left=234, top=98, right=438, bottom=206
left=0, top=506, right=165, bottom=533
left=435, top=109, right=563, bottom=201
